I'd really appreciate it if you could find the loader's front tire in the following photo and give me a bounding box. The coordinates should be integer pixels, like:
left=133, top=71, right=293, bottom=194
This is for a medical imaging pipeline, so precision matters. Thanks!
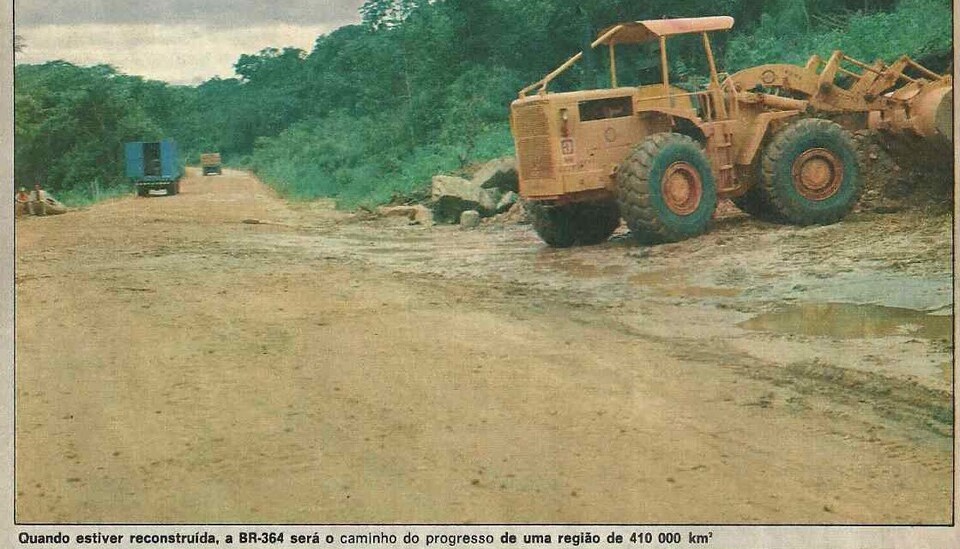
left=616, top=133, right=717, bottom=244
left=529, top=199, right=620, bottom=248
left=761, top=118, right=861, bottom=225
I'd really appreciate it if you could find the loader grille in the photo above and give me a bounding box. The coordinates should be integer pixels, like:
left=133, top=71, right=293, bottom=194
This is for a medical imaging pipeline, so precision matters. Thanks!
left=512, top=103, right=555, bottom=181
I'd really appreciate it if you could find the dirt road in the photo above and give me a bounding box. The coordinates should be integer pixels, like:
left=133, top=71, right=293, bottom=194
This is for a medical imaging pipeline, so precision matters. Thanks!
left=15, top=169, right=953, bottom=523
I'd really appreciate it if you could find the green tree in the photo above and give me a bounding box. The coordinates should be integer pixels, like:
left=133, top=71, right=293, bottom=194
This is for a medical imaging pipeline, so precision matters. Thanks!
left=14, top=62, right=170, bottom=198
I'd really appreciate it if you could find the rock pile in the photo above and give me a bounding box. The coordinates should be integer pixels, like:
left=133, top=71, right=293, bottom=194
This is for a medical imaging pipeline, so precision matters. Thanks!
left=429, top=157, right=520, bottom=224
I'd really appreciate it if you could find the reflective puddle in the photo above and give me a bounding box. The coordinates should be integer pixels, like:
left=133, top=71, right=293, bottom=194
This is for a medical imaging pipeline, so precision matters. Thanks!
left=538, top=259, right=628, bottom=279
left=739, top=302, right=954, bottom=340
left=654, top=285, right=742, bottom=298
left=629, top=269, right=683, bottom=285
left=629, top=270, right=742, bottom=298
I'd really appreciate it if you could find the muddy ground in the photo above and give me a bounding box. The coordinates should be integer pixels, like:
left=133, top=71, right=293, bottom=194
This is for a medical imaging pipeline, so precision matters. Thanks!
left=14, top=168, right=953, bottom=523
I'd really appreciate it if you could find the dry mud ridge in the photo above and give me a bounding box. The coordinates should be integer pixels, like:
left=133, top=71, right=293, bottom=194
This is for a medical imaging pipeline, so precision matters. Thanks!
left=15, top=168, right=953, bottom=524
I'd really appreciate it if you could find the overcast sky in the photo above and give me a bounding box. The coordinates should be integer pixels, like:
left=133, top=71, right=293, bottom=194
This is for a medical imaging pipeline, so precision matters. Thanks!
left=14, top=0, right=366, bottom=84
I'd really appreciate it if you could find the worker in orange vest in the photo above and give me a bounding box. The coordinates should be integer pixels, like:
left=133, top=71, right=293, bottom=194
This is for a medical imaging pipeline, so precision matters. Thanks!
left=15, top=187, right=29, bottom=216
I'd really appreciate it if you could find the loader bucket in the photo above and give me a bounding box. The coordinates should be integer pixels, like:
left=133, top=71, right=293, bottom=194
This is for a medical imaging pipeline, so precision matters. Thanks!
left=870, top=79, right=953, bottom=144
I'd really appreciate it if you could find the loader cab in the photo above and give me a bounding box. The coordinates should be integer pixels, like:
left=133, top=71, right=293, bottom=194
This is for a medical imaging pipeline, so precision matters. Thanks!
left=516, top=17, right=733, bottom=105
left=595, top=18, right=730, bottom=110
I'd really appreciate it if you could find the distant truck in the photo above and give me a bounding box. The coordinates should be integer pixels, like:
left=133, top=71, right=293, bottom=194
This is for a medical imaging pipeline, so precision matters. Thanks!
left=201, top=153, right=223, bottom=176
left=125, top=139, right=182, bottom=196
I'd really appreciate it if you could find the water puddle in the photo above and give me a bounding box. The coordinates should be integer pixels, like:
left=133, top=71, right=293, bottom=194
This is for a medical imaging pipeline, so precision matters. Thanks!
left=656, top=286, right=742, bottom=298
left=740, top=302, right=954, bottom=340
left=630, top=269, right=707, bottom=287
left=538, top=259, right=627, bottom=279
left=629, top=270, right=741, bottom=298
left=629, top=270, right=676, bottom=285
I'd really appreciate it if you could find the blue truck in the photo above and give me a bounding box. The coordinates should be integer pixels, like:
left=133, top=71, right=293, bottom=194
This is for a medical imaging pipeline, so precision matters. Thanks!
left=125, top=139, right=183, bottom=196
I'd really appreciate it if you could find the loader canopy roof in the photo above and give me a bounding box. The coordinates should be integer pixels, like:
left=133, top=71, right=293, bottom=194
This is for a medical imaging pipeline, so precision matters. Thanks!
left=596, top=16, right=734, bottom=45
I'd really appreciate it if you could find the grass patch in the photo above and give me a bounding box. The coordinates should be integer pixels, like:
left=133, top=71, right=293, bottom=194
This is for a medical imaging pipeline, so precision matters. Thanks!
left=55, top=180, right=133, bottom=207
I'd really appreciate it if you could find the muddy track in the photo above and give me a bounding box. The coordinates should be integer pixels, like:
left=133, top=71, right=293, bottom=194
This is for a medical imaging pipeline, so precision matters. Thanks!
left=14, top=168, right=953, bottom=524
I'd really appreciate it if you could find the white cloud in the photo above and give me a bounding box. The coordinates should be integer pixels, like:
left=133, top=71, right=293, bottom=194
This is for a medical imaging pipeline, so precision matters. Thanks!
left=15, top=23, right=348, bottom=84
left=14, top=0, right=365, bottom=27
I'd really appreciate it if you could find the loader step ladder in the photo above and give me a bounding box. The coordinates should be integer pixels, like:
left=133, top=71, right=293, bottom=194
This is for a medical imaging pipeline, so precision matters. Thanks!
left=710, top=125, right=737, bottom=193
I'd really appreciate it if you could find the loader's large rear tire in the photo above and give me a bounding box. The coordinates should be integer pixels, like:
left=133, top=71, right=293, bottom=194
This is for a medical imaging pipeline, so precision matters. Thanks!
left=529, top=199, right=620, bottom=248
left=616, top=133, right=717, bottom=244
left=761, top=118, right=861, bottom=225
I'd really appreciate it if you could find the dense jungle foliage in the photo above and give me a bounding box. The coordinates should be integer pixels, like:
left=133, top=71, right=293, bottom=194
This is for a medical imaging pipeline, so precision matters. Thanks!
left=14, top=0, right=954, bottom=207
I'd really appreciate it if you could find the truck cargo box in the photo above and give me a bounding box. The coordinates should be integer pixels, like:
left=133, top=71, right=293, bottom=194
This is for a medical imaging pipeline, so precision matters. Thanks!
left=125, top=139, right=182, bottom=196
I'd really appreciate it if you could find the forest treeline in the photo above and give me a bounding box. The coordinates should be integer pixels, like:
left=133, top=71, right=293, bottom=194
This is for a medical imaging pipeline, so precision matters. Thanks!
left=14, top=0, right=953, bottom=207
